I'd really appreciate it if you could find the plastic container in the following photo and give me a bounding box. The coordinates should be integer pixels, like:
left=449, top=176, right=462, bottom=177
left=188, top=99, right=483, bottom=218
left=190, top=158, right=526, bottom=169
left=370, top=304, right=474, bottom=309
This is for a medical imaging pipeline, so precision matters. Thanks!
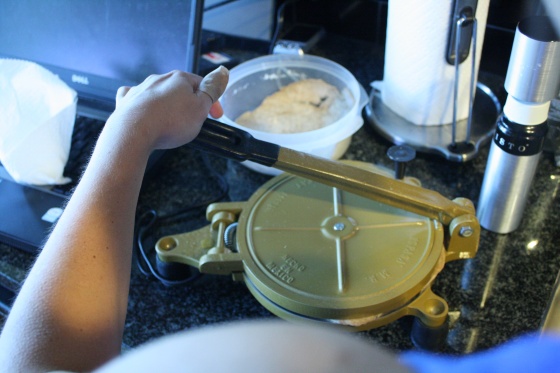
left=218, top=54, right=368, bottom=175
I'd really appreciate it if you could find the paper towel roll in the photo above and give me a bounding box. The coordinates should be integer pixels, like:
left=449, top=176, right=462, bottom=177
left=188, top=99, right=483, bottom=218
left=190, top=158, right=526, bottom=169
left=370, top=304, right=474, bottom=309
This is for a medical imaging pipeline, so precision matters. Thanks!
left=377, top=0, right=489, bottom=126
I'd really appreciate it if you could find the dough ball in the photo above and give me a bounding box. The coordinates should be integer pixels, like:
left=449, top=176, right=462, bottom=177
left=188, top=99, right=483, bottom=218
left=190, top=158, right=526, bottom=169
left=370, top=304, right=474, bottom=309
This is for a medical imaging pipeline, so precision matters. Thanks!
left=236, top=79, right=353, bottom=134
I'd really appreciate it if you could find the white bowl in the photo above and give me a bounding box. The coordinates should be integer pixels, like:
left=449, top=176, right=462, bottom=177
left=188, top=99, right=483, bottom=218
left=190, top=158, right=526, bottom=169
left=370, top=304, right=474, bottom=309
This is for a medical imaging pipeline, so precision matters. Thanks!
left=218, top=54, right=367, bottom=175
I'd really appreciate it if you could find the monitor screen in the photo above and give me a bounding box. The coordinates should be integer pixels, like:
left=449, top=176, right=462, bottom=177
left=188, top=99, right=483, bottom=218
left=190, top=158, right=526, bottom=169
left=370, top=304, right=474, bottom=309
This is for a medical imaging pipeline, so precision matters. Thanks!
left=0, top=0, right=203, bottom=112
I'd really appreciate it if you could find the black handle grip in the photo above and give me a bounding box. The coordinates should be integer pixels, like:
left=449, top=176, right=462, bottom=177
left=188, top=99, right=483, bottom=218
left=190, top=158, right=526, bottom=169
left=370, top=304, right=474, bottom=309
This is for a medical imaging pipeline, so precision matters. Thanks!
left=189, top=118, right=280, bottom=167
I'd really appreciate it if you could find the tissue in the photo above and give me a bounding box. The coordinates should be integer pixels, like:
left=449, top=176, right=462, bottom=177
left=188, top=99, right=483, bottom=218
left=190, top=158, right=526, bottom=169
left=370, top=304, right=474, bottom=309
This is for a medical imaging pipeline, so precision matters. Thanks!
left=0, top=59, right=77, bottom=185
left=375, top=0, right=489, bottom=126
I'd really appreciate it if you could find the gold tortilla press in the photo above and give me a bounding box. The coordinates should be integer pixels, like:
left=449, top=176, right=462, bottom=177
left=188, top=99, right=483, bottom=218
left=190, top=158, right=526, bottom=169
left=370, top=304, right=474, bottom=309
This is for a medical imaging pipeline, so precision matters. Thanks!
left=155, top=119, right=480, bottom=348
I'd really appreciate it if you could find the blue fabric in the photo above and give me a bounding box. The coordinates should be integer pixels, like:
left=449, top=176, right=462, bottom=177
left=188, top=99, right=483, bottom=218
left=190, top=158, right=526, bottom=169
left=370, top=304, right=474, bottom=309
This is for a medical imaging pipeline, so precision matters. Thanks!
left=400, top=333, right=560, bottom=373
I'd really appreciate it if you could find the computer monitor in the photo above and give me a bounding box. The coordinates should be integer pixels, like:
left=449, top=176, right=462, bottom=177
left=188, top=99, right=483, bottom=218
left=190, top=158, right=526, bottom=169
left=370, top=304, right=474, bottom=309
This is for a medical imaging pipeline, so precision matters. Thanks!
left=0, top=0, right=204, bottom=118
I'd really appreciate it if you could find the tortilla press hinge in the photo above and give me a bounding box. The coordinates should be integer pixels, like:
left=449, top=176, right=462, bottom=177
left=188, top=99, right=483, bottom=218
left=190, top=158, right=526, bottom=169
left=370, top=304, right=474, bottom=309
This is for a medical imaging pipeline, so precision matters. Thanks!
left=155, top=202, right=246, bottom=278
left=444, top=197, right=479, bottom=262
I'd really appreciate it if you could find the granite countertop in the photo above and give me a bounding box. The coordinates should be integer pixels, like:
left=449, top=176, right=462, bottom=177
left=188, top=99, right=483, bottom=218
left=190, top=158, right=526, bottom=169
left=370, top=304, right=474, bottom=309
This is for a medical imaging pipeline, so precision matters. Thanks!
left=1, top=33, right=559, bottom=355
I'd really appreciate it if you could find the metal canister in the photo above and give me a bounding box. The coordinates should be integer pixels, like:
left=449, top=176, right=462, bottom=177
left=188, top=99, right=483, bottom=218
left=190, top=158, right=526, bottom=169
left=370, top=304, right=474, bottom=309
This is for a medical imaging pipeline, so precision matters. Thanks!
left=477, top=16, right=560, bottom=233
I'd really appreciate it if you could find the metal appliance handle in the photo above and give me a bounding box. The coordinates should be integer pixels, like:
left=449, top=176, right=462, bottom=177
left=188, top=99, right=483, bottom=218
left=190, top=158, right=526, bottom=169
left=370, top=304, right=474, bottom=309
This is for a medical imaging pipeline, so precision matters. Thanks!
left=191, top=118, right=473, bottom=225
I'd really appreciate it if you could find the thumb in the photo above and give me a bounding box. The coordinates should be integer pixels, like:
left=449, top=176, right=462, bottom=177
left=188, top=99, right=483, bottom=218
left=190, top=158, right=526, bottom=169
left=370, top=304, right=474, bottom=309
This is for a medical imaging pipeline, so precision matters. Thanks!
left=198, top=66, right=229, bottom=104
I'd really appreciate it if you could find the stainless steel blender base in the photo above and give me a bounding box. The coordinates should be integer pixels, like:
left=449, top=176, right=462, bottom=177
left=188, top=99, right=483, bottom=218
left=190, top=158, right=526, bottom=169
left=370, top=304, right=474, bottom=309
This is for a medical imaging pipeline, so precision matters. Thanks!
left=365, top=82, right=501, bottom=162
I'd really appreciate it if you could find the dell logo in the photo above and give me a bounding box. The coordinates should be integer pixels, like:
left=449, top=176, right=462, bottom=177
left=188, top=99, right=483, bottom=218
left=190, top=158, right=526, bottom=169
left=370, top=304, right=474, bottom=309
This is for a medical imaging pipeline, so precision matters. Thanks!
left=71, top=74, right=89, bottom=85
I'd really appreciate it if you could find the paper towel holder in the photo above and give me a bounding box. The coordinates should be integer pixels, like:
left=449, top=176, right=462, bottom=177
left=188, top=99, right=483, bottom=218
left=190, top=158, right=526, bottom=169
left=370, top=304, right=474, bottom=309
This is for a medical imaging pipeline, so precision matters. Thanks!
left=366, top=0, right=501, bottom=162
left=446, top=0, right=479, bottom=65
left=365, top=82, right=501, bottom=162
left=449, top=0, right=478, bottom=155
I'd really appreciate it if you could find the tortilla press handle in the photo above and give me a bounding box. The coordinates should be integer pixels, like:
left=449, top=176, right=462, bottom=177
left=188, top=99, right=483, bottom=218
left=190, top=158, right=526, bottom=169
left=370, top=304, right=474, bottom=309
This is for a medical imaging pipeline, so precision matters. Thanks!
left=190, top=118, right=280, bottom=166
left=193, top=120, right=464, bottom=218
left=190, top=119, right=479, bottom=260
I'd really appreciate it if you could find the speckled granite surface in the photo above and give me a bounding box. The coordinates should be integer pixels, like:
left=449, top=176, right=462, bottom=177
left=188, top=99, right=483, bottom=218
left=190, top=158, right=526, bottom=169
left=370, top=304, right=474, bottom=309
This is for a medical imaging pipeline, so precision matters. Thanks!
left=1, top=33, right=559, bottom=355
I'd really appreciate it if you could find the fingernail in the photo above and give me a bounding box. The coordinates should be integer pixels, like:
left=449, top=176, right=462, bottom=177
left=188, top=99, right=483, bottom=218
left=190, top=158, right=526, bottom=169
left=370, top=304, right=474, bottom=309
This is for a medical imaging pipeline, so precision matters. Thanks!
left=216, top=65, right=229, bottom=76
